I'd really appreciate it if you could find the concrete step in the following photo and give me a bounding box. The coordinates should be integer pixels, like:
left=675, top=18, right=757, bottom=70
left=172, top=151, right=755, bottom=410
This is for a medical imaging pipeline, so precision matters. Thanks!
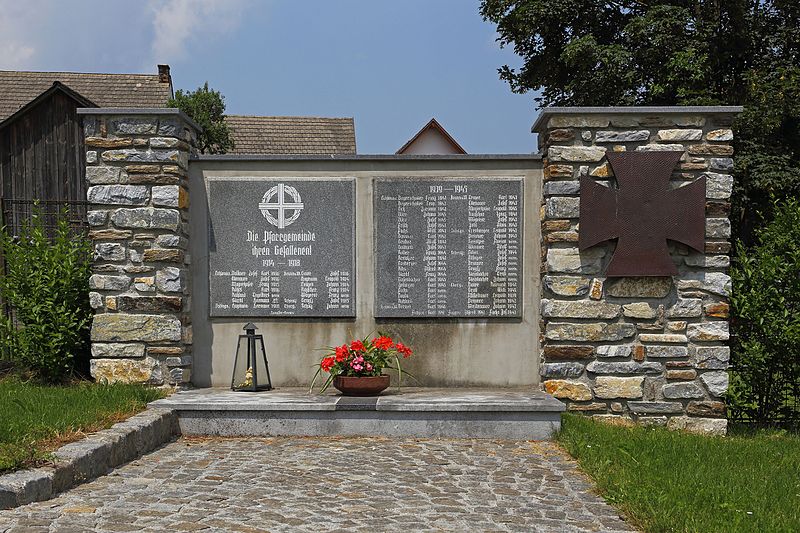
left=150, top=387, right=566, bottom=440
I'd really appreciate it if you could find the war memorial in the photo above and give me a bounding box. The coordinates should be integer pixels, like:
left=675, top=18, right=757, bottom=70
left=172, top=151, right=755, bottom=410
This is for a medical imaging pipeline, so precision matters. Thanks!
left=80, top=105, right=740, bottom=438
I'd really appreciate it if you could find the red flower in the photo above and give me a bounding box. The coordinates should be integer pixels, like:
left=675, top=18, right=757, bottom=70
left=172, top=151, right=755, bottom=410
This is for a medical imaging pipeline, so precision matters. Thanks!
left=320, top=356, right=335, bottom=372
left=335, top=344, right=349, bottom=362
left=396, top=343, right=413, bottom=358
left=350, top=339, right=365, bottom=352
left=373, top=335, right=393, bottom=350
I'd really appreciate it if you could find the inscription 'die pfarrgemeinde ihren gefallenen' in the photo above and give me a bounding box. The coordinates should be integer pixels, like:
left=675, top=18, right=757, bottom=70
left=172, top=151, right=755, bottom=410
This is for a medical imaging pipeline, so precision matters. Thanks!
left=374, top=178, right=523, bottom=318
left=207, top=178, right=355, bottom=317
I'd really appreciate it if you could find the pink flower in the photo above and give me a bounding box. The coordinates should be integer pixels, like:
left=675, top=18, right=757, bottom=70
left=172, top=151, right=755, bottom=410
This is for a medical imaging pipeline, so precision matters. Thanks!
left=366, top=363, right=373, bottom=372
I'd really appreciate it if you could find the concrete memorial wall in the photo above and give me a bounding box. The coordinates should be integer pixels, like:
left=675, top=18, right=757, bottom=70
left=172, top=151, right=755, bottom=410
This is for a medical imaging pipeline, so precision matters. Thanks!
left=83, top=107, right=739, bottom=434
left=187, top=157, right=541, bottom=388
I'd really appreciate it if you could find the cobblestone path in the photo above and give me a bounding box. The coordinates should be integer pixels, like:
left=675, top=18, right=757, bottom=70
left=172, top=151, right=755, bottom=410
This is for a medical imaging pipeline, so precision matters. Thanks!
left=0, top=437, right=636, bottom=532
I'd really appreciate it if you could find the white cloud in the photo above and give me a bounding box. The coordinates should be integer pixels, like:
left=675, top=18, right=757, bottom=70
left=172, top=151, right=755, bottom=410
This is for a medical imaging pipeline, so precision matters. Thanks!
left=0, top=0, right=44, bottom=69
left=148, top=0, right=248, bottom=64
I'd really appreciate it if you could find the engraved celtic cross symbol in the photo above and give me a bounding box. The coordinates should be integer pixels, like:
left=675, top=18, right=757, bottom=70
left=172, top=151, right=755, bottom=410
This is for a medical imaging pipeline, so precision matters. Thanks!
left=579, top=151, right=706, bottom=277
left=259, top=183, right=304, bottom=229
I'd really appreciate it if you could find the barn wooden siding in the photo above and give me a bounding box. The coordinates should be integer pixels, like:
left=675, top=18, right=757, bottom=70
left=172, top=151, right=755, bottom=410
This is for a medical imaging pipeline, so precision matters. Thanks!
left=0, top=90, right=87, bottom=233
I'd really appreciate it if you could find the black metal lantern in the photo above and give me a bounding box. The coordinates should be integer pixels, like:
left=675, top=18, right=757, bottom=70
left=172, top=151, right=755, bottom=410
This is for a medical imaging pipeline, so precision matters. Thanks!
left=230, top=323, right=272, bottom=392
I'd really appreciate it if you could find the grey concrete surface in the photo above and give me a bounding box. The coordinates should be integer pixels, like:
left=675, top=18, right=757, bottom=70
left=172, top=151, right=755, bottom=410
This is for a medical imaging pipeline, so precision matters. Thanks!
left=0, top=436, right=637, bottom=532
left=151, top=388, right=565, bottom=440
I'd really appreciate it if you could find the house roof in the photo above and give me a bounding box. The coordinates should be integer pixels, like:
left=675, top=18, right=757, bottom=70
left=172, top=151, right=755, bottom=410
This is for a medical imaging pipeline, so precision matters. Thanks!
left=224, top=115, right=357, bottom=155
left=0, top=82, right=98, bottom=130
left=0, top=68, right=172, bottom=121
left=396, top=118, right=467, bottom=154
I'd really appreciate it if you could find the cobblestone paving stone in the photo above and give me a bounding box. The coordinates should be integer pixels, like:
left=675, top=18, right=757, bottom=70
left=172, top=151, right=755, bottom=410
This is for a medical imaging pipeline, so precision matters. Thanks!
left=0, top=437, right=637, bottom=533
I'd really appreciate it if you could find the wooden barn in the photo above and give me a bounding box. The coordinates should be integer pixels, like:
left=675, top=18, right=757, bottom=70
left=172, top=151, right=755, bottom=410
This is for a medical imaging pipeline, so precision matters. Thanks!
left=0, top=66, right=174, bottom=232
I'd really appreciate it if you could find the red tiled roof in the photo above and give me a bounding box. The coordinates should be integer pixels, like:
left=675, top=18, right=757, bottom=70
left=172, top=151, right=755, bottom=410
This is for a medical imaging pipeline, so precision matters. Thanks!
left=224, top=115, right=356, bottom=155
left=0, top=69, right=172, bottom=121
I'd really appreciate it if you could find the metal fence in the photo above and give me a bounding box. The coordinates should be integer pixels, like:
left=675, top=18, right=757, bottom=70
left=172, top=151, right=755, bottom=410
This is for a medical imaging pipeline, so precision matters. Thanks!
left=727, top=377, right=800, bottom=430
left=0, top=198, right=89, bottom=237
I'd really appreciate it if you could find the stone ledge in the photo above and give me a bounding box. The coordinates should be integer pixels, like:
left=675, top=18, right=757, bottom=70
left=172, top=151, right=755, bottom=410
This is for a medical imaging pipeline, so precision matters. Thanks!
left=150, top=387, right=567, bottom=413
left=0, top=408, right=179, bottom=510
left=76, top=107, right=203, bottom=133
left=532, top=106, right=744, bottom=132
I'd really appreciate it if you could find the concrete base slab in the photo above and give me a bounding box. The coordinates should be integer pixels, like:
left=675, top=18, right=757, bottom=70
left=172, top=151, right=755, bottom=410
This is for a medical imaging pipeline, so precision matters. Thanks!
left=150, top=387, right=566, bottom=440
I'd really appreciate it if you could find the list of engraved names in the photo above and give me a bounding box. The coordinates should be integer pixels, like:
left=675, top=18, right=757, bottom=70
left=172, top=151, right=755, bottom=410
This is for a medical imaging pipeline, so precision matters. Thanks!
left=374, top=178, right=522, bottom=318
left=208, top=178, right=355, bottom=317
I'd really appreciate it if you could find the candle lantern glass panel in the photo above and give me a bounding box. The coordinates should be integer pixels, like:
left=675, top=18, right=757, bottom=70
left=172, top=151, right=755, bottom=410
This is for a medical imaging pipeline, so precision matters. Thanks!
left=231, top=323, right=272, bottom=392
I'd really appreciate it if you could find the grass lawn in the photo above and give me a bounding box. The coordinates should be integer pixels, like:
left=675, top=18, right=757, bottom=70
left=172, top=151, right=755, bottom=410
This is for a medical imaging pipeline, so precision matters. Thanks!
left=558, top=414, right=800, bottom=533
left=0, top=377, right=165, bottom=473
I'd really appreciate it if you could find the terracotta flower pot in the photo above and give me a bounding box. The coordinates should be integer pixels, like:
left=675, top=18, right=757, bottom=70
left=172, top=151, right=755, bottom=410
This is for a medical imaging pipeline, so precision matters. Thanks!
left=333, top=374, right=390, bottom=396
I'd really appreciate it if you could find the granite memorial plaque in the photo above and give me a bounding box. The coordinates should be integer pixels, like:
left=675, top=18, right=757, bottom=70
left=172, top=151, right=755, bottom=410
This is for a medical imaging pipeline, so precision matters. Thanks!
left=208, top=177, right=355, bottom=317
left=374, top=177, right=523, bottom=318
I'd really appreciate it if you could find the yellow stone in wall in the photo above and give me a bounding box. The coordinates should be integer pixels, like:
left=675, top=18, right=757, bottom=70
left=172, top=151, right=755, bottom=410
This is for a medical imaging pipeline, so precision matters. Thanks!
left=544, top=380, right=593, bottom=401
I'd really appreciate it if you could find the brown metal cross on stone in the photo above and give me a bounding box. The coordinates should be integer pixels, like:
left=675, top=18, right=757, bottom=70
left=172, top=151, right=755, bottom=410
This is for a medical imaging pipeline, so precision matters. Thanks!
left=579, top=151, right=705, bottom=276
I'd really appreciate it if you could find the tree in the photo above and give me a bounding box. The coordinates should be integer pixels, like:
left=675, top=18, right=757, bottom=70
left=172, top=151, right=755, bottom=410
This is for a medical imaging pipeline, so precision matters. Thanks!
left=729, top=199, right=800, bottom=423
left=168, top=82, right=234, bottom=154
left=480, top=0, right=800, bottom=241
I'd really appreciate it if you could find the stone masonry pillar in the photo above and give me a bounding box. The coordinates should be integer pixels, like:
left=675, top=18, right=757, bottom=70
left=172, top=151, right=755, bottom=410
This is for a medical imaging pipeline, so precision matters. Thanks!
left=78, top=108, right=200, bottom=387
left=532, top=107, right=742, bottom=435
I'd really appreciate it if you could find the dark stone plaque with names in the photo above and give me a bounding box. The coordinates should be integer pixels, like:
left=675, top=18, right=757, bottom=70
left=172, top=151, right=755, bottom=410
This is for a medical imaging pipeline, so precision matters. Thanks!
left=208, top=177, right=355, bottom=317
left=374, top=178, right=523, bottom=318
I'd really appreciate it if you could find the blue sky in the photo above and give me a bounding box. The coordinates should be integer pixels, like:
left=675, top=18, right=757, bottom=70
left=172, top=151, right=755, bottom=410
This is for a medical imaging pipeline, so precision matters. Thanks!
left=0, top=0, right=540, bottom=153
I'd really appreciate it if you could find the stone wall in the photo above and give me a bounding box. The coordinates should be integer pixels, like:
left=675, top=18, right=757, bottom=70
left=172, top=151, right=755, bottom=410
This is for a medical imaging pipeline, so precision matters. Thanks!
left=533, top=107, right=741, bottom=435
left=78, top=109, right=200, bottom=387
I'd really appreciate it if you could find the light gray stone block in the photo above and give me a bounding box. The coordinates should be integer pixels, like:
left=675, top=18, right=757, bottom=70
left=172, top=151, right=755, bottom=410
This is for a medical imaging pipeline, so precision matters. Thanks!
left=694, top=346, right=730, bottom=370
left=540, top=362, right=585, bottom=378
left=543, top=180, right=580, bottom=195
left=663, top=382, right=705, bottom=399
left=89, top=274, right=130, bottom=291
left=646, top=346, right=688, bottom=358
left=541, top=299, right=620, bottom=319
left=657, top=129, right=703, bottom=141
left=595, top=130, right=650, bottom=142
left=152, top=185, right=180, bottom=207
left=110, top=208, right=180, bottom=231
left=86, top=166, right=125, bottom=185
left=596, top=345, right=632, bottom=358
left=548, top=146, right=606, bottom=162
left=704, top=172, right=734, bottom=199
left=545, top=196, right=580, bottom=218
left=87, top=185, right=148, bottom=205
left=701, top=371, right=729, bottom=397
left=91, top=343, right=146, bottom=359
left=687, top=321, right=730, bottom=341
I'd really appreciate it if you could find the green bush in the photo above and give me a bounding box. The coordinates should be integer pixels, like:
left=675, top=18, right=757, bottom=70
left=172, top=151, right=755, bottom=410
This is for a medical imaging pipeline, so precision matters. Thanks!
left=730, top=199, right=800, bottom=423
left=0, top=211, right=92, bottom=382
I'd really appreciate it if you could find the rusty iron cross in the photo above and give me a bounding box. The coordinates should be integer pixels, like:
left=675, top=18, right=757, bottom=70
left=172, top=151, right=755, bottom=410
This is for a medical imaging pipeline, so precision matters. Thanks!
left=579, top=151, right=706, bottom=277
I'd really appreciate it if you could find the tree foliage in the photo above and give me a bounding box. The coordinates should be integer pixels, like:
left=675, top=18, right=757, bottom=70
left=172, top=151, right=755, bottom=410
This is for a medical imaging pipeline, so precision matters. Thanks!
left=168, top=82, right=234, bottom=154
left=730, top=199, right=800, bottom=423
left=480, top=0, right=800, bottom=240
